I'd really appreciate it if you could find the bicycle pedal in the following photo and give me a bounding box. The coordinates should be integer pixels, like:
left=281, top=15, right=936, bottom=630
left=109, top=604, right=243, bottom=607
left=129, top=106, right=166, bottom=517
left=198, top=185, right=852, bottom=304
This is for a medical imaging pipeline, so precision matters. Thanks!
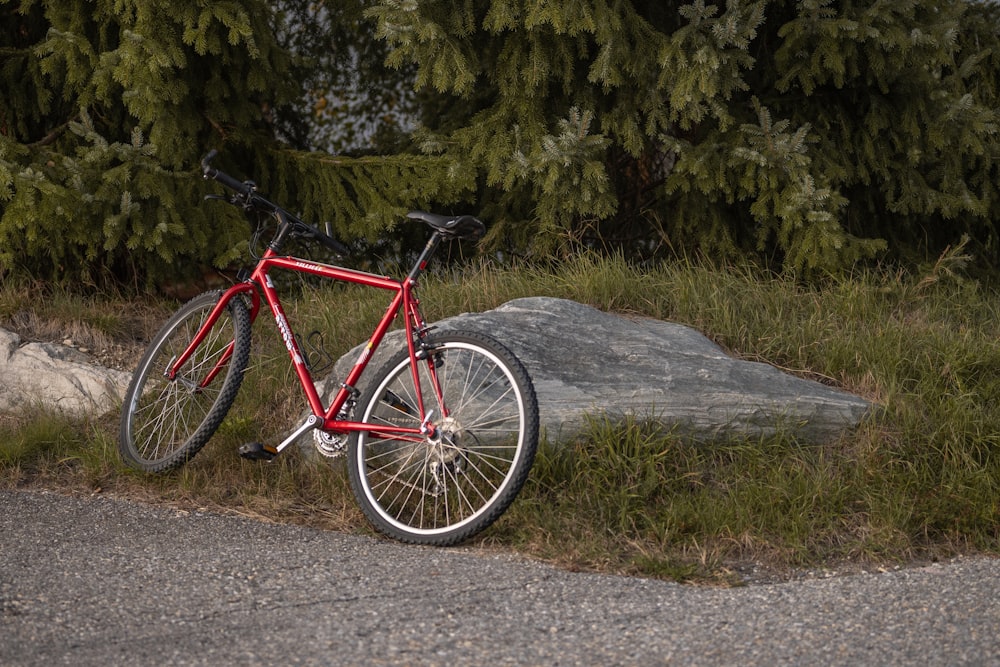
left=238, top=442, right=277, bottom=462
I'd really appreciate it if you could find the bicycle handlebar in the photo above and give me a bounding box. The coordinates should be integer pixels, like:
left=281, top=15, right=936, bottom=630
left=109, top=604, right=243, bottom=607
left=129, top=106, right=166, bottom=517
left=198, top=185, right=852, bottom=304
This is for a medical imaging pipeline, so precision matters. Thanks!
left=201, top=150, right=252, bottom=196
left=200, top=150, right=350, bottom=257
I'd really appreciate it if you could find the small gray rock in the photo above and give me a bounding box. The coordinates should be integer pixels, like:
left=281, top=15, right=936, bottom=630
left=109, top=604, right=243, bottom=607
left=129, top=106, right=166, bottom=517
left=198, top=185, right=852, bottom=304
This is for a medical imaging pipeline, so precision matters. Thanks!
left=0, top=328, right=131, bottom=415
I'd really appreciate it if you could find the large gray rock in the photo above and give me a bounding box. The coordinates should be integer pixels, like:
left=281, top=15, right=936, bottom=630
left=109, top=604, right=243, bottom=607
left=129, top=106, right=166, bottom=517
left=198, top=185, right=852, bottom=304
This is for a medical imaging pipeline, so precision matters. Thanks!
left=322, top=297, right=872, bottom=444
left=0, top=328, right=131, bottom=415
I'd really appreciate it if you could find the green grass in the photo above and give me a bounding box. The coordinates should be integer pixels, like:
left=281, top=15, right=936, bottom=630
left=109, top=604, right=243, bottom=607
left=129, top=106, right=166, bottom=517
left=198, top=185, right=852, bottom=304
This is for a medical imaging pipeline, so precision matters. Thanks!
left=2, top=252, right=999, bottom=585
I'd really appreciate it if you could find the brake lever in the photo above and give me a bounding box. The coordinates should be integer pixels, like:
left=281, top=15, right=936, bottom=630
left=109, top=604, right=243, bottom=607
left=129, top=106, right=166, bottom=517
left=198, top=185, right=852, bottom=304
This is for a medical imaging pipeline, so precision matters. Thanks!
left=204, top=192, right=251, bottom=211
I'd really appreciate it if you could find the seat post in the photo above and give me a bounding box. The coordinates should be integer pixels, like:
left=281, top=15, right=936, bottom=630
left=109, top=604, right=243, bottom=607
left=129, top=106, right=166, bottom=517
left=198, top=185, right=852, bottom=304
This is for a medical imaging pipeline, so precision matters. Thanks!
left=408, top=231, right=443, bottom=281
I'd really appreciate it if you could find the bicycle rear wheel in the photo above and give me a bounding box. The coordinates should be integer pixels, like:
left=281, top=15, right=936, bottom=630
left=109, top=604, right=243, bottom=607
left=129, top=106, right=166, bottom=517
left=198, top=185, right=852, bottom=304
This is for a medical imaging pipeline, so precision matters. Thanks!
left=118, top=291, right=251, bottom=473
left=348, top=331, right=539, bottom=546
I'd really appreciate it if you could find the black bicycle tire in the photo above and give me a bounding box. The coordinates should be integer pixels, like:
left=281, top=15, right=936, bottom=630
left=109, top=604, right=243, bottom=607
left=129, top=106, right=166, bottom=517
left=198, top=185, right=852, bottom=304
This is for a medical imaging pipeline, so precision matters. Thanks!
left=118, top=291, right=251, bottom=473
left=347, top=330, right=539, bottom=546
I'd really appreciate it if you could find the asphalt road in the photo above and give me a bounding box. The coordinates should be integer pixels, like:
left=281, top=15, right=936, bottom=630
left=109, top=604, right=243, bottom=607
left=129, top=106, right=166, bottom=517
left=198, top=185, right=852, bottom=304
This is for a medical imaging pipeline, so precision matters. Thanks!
left=2, top=489, right=998, bottom=666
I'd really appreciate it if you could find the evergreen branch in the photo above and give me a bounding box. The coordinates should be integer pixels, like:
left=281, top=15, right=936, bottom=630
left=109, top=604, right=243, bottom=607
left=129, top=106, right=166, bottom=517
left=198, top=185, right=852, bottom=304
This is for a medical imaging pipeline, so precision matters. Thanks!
left=27, top=117, right=77, bottom=148
left=204, top=114, right=228, bottom=141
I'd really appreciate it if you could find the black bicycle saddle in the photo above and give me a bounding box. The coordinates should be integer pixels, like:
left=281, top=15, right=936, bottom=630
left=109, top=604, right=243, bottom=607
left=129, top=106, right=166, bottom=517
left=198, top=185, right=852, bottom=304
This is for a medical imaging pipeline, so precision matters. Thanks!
left=406, top=211, right=485, bottom=240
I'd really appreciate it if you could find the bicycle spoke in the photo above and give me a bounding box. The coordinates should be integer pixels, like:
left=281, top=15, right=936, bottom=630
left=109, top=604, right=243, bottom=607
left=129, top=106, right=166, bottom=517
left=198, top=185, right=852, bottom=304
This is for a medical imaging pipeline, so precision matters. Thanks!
left=119, top=292, right=250, bottom=473
left=350, top=333, right=538, bottom=544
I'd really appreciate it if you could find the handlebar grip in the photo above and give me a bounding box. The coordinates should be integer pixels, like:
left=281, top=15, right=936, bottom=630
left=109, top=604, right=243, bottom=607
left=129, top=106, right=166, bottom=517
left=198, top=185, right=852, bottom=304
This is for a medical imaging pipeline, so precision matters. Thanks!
left=300, top=222, right=351, bottom=257
left=201, top=150, right=251, bottom=196
left=200, top=150, right=350, bottom=257
left=200, top=149, right=219, bottom=171
left=317, top=231, right=351, bottom=257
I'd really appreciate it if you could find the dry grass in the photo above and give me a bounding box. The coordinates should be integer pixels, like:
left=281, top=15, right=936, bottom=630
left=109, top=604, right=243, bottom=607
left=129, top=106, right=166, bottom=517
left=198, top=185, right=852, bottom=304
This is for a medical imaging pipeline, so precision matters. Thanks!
left=2, top=254, right=1000, bottom=585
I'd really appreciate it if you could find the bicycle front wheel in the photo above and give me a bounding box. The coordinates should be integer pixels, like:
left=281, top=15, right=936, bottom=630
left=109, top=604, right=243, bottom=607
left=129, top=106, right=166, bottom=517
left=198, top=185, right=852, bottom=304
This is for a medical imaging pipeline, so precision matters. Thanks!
left=348, top=331, right=539, bottom=546
left=119, top=291, right=251, bottom=473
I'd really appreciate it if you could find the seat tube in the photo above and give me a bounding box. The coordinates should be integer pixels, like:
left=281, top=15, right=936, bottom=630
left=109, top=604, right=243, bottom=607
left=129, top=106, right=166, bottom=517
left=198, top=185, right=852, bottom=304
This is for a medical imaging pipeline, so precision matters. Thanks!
left=398, top=278, right=435, bottom=420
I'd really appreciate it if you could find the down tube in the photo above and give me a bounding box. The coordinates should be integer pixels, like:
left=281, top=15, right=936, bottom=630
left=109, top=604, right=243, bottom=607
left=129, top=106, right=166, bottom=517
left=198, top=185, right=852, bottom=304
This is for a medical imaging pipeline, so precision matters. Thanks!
left=255, top=272, right=330, bottom=416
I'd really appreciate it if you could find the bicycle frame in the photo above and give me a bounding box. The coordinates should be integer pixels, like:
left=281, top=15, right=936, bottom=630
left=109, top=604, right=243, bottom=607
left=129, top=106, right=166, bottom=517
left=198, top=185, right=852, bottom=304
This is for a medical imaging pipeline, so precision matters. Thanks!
left=115, top=151, right=537, bottom=543
left=168, top=225, right=449, bottom=454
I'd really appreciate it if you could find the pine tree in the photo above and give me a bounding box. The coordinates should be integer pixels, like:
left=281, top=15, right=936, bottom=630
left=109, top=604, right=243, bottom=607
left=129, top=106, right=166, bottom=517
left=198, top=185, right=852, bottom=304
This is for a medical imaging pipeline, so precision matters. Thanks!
left=0, top=0, right=287, bottom=284
left=6, top=1, right=998, bottom=284
left=0, top=0, right=468, bottom=287
left=370, top=0, right=1000, bottom=273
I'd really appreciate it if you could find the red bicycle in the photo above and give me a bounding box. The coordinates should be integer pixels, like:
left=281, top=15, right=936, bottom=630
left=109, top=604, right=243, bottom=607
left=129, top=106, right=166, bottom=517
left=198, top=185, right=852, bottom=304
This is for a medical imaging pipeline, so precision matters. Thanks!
left=118, top=151, right=539, bottom=546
